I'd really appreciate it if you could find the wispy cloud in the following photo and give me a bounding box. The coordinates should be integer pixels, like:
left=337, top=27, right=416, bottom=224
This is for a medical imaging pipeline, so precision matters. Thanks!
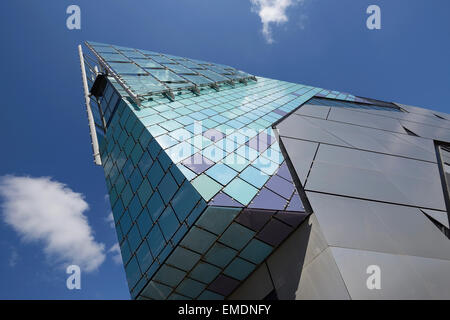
left=108, top=243, right=122, bottom=265
left=250, top=0, right=303, bottom=44
left=0, top=175, right=106, bottom=273
left=105, top=212, right=115, bottom=229
left=8, top=247, right=18, bottom=267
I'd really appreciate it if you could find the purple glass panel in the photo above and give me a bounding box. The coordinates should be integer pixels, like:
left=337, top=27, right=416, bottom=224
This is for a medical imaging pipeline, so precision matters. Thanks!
left=257, top=219, right=292, bottom=246
left=210, top=192, right=244, bottom=207
left=273, top=109, right=287, bottom=116
left=207, top=274, right=240, bottom=296
left=181, top=152, right=214, bottom=174
left=248, top=188, right=287, bottom=211
left=315, top=92, right=326, bottom=97
left=286, top=193, right=305, bottom=212
left=246, top=136, right=261, bottom=152
left=235, top=209, right=274, bottom=231
left=246, top=132, right=275, bottom=152
left=265, top=174, right=295, bottom=200
left=203, top=128, right=224, bottom=142
left=275, top=211, right=308, bottom=228
left=258, top=132, right=275, bottom=146
left=275, top=162, right=292, bottom=183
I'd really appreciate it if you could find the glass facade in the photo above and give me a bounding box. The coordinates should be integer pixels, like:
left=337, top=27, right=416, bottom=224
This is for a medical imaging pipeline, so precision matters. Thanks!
left=81, top=41, right=417, bottom=300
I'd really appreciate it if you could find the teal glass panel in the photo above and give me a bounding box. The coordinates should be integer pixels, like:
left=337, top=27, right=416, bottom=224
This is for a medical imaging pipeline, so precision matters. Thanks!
left=154, top=264, right=186, bottom=287
left=136, top=241, right=153, bottom=273
left=158, top=205, right=179, bottom=240
left=141, top=281, right=172, bottom=299
left=127, top=224, right=142, bottom=252
left=189, top=261, right=221, bottom=283
left=129, top=169, right=143, bottom=193
left=147, top=191, right=164, bottom=221
left=120, top=212, right=132, bottom=235
left=176, top=278, right=206, bottom=298
left=191, top=174, right=222, bottom=201
left=195, top=206, right=240, bottom=235
left=158, top=172, right=178, bottom=205
left=204, top=243, right=237, bottom=268
left=128, top=195, right=143, bottom=220
left=197, top=290, right=224, bottom=300
left=239, top=165, right=269, bottom=188
left=167, top=247, right=201, bottom=271
left=205, top=163, right=238, bottom=185
left=224, top=257, right=255, bottom=281
left=125, top=256, right=141, bottom=289
left=222, top=178, right=258, bottom=205
left=239, top=239, right=273, bottom=264
left=148, top=161, right=164, bottom=189
left=219, top=223, right=255, bottom=250
left=180, top=226, right=216, bottom=254
left=136, top=208, right=153, bottom=236
left=147, top=225, right=165, bottom=257
left=171, top=181, right=201, bottom=221
left=137, top=179, right=152, bottom=206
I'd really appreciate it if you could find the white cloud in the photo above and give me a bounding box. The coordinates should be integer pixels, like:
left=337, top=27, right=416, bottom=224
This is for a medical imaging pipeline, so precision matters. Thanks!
left=108, top=243, right=122, bottom=265
left=8, top=247, right=18, bottom=267
left=105, top=212, right=115, bottom=229
left=0, top=175, right=106, bottom=273
left=250, top=0, right=303, bottom=43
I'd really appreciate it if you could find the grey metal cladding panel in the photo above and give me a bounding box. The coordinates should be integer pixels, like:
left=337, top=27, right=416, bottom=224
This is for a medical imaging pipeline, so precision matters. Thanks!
left=228, top=263, right=274, bottom=300
left=344, top=106, right=450, bottom=130
left=306, top=192, right=450, bottom=260
left=398, top=113, right=450, bottom=130
left=400, top=120, right=450, bottom=142
left=327, top=108, right=406, bottom=133
left=305, top=144, right=447, bottom=210
left=279, top=137, right=319, bottom=185
left=331, top=247, right=450, bottom=299
left=265, top=214, right=329, bottom=299
left=277, top=114, right=352, bottom=147
left=305, top=117, right=436, bottom=162
left=295, top=248, right=350, bottom=300
left=397, top=103, right=450, bottom=121
left=421, top=209, right=450, bottom=228
left=294, top=104, right=330, bottom=120
left=394, top=133, right=437, bottom=158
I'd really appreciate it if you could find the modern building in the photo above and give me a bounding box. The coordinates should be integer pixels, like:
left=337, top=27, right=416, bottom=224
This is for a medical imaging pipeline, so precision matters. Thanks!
left=78, top=41, right=450, bottom=300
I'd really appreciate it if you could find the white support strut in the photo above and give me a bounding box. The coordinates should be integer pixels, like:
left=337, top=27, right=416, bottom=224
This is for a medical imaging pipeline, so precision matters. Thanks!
left=78, top=44, right=102, bottom=166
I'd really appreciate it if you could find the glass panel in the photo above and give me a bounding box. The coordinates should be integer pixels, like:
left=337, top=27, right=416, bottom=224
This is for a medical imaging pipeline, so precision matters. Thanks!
left=167, top=64, right=196, bottom=74
left=149, top=69, right=185, bottom=82
left=179, top=60, right=203, bottom=69
left=151, top=55, right=174, bottom=64
left=101, top=52, right=130, bottom=62
left=108, top=62, right=146, bottom=74
left=121, top=75, right=166, bottom=95
left=197, top=69, right=228, bottom=82
left=134, top=59, right=164, bottom=69
left=181, top=74, right=212, bottom=86
left=122, top=51, right=147, bottom=59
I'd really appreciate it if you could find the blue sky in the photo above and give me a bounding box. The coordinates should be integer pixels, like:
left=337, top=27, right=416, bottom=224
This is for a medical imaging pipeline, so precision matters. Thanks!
left=0, top=0, right=449, bottom=299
